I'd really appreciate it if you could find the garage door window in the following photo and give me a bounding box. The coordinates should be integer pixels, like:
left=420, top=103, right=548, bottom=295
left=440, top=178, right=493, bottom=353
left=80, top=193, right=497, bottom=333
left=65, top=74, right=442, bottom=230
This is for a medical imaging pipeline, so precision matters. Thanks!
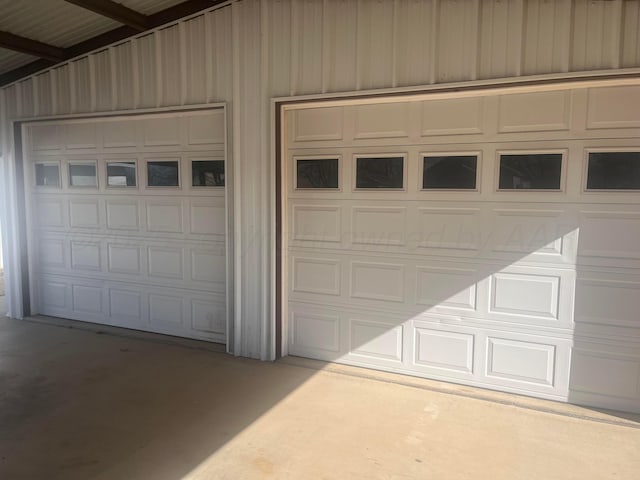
left=498, top=153, right=563, bottom=190
left=296, top=158, right=339, bottom=189
left=107, top=161, right=137, bottom=187
left=586, top=151, right=640, bottom=190
left=69, top=161, right=98, bottom=187
left=355, top=155, right=404, bottom=189
left=35, top=162, right=60, bottom=188
left=147, top=160, right=180, bottom=187
left=422, top=154, right=478, bottom=190
left=192, top=160, right=225, bottom=187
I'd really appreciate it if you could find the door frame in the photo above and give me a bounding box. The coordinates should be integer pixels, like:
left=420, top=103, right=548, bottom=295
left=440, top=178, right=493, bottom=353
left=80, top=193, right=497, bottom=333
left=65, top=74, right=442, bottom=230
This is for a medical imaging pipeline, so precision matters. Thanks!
left=272, top=70, right=640, bottom=359
left=13, top=102, right=235, bottom=352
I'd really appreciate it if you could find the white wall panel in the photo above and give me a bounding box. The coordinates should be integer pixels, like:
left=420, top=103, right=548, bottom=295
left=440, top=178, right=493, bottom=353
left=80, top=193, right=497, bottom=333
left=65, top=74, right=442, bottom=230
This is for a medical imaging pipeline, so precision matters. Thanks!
left=478, top=0, right=523, bottom=79
left=436, top=0, right=479, bottom=82
left=571, top=0, right=623, bottom=71
left=622, top=0, right=640, bottom=68
left=356, top=0, right=394, bottom=90
left=521, top=0, right=571, bottom=75
left=394, top=0, right=435, bottom=87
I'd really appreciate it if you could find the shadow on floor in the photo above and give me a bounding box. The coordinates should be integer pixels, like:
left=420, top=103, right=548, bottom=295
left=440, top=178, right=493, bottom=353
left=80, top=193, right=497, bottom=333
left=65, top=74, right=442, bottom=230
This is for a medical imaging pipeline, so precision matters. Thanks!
left=0, top=317, right=317, bottom=480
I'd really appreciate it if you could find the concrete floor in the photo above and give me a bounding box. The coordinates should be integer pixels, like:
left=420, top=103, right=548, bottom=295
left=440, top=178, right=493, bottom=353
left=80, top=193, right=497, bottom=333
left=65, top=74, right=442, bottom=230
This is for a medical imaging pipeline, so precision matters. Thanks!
left=0, top=316, right=638, bottom=480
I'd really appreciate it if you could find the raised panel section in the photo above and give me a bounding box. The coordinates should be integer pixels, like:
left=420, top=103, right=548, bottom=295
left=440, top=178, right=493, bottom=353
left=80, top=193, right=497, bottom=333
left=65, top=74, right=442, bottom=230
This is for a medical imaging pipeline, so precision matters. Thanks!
left=30, top=124, right=62, bottom=151
left=143, top=116, right=181, bottom=146
left=575, top=279, right=640, bottom=328
left=291, top=312, right=340, bottom=353
left=579, top=211, right=640, bottom=260
left=421, top=97, right=483, bottom=136
left=498, top=91, right=570, bottom=132
left=487, top=338, right=555, bottom=386
left=41, top=281, right=67, bottom=308
left=149, top=294, right=183, bottom=326
left=109, top=289, right=142, bottom=321
left=417, top=208, right=480, bottom=250
left=107, top=244, right=141, bottom=275
left=292, top=205, right=341, bottom=242
left=146, top=202, right=183, bottom=233
left=191, top=300, right=226, bottom=333
left=72, top=285, right=102, bottom=313
left=190, top=204, right=225, bottom=235
left=70, top=242, right=101, bottom=271
left=37, top=200, right=64, bottom=227
left=191, top=250, right=225, bottom=284
left=587, top=85, right=640, bottom=129
left=293, top=107, right=343, bottom=142
left=490, top=272, right=559, bottom=319
left=350, top=319, right=402, bottom=362
left=39, top=239, right=65, bottom=268
left=103, top=120, right=137, bottom=148
left=414, top=328, right=474, bottom=373
left=353, top=103, right=410, bottom=139
left=148, top=247, right=183, bottom=279
left=106, top=201, right=139, bottom=231
left=350, top=262, right=404, bottom=302
left=65, top=123, right=97, bottom=149
left=571, top=350, right=640, bottom=399
left=351, top=207, right=406, bottom=246
left=491, top=209, right=565, bottom=256
left=416, top=267, right=477, bottom=310
left=69, top=200, right=100, bottom=228
left=292, top=257, right=341, bottom=296
left=186, top=111, right=225, bottom=145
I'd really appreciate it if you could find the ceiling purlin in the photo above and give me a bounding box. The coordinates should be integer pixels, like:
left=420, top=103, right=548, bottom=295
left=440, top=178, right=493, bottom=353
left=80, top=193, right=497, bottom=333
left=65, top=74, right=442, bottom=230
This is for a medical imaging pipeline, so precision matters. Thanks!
left=0, top=31, right=65, bottom=63
left=63, top=0, right=150, bottom=32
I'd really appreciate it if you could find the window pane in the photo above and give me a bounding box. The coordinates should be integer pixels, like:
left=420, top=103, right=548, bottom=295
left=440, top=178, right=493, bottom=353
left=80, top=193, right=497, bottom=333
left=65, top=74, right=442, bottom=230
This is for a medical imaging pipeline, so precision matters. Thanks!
left=296, top=158, right=339, bottom=189
left=35, top=163, right=60, bottom=187
left=107, top=162, right=137, bottom=187
left=355, top=157, right=404, bottom=189
left=499, top=154, right=562, bottom=190
left=192, top=160, right=225, bottom=187
left=423, top=155, right=477, bottom=189
left=587, top=152, right=640, bottom=190
left=69, top=163, right=97, bottom=187
left=147, top=161, right=179, bottom=187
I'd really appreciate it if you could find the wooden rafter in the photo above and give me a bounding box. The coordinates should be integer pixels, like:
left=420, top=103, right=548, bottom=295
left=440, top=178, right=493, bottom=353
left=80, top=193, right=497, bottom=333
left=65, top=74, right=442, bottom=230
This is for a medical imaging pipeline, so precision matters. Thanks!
left=64, top=0, right=150, bottom=32
left=0, top=31, right=65, bottom=62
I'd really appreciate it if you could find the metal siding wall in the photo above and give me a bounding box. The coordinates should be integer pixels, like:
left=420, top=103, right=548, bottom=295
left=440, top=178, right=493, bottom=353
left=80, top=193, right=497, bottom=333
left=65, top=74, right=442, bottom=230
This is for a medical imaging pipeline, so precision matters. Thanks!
left=1, top=0, right=640, bottom=359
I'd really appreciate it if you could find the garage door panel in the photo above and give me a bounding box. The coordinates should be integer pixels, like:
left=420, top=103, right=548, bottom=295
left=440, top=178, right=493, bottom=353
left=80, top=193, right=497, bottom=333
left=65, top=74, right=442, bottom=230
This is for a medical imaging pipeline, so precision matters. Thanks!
left=106, top=200, right=140, bottom=231
left=416, top=207, right=482, bottom=251
left=570, top=348, right=640, bottom=400
left=27, top=111, right=227, bottom=344
left=146, top=200, right=183, bottom=233
left=191, top=299, right=226, bottom=335
left=413, top=324, right=475, bottom=375
left=350, top=261, right=406, bottom=303
left=290, top=204, right=342, bottom=243
left=578, top=209, right=640, bottom=262
left=497, top=91, right=571, bottom=133
left=36, top=198, right=66, bottom=228
left=420, top=97, right=484, bottom=136
left=289, top=309, right=341, bottom=358
left=351, top=206, right=407, bottom=246
left=348, top=318, right=403, bottom=364
left=575, top=276, right=640, bottom=329
left=416, top=266, right=478, bottom=311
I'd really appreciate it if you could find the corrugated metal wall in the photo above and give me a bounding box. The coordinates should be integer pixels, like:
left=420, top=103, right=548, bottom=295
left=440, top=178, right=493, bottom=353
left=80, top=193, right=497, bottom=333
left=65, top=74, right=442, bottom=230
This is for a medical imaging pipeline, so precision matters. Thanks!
left=1, top=0, right=640, bottom=359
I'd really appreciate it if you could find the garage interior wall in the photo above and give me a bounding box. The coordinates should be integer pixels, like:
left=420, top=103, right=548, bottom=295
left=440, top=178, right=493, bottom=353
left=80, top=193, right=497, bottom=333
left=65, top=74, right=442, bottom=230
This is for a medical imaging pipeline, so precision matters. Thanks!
left=1, top=0, right=640, bottom=361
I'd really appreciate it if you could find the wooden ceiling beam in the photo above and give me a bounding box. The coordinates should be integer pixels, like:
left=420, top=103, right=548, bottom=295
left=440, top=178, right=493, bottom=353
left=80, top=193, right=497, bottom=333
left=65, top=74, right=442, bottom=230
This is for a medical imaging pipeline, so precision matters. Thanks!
left=64, top=0, right=150, bottom=32
left=0, top=31, right=65, bottom=62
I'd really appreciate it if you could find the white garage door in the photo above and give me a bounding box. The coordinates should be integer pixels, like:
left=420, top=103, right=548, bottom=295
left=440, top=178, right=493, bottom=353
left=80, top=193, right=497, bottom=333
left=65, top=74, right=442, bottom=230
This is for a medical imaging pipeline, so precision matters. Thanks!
left=284, top=82, right=640, bottom=412
left=24, top=109, right=228, bottom=343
